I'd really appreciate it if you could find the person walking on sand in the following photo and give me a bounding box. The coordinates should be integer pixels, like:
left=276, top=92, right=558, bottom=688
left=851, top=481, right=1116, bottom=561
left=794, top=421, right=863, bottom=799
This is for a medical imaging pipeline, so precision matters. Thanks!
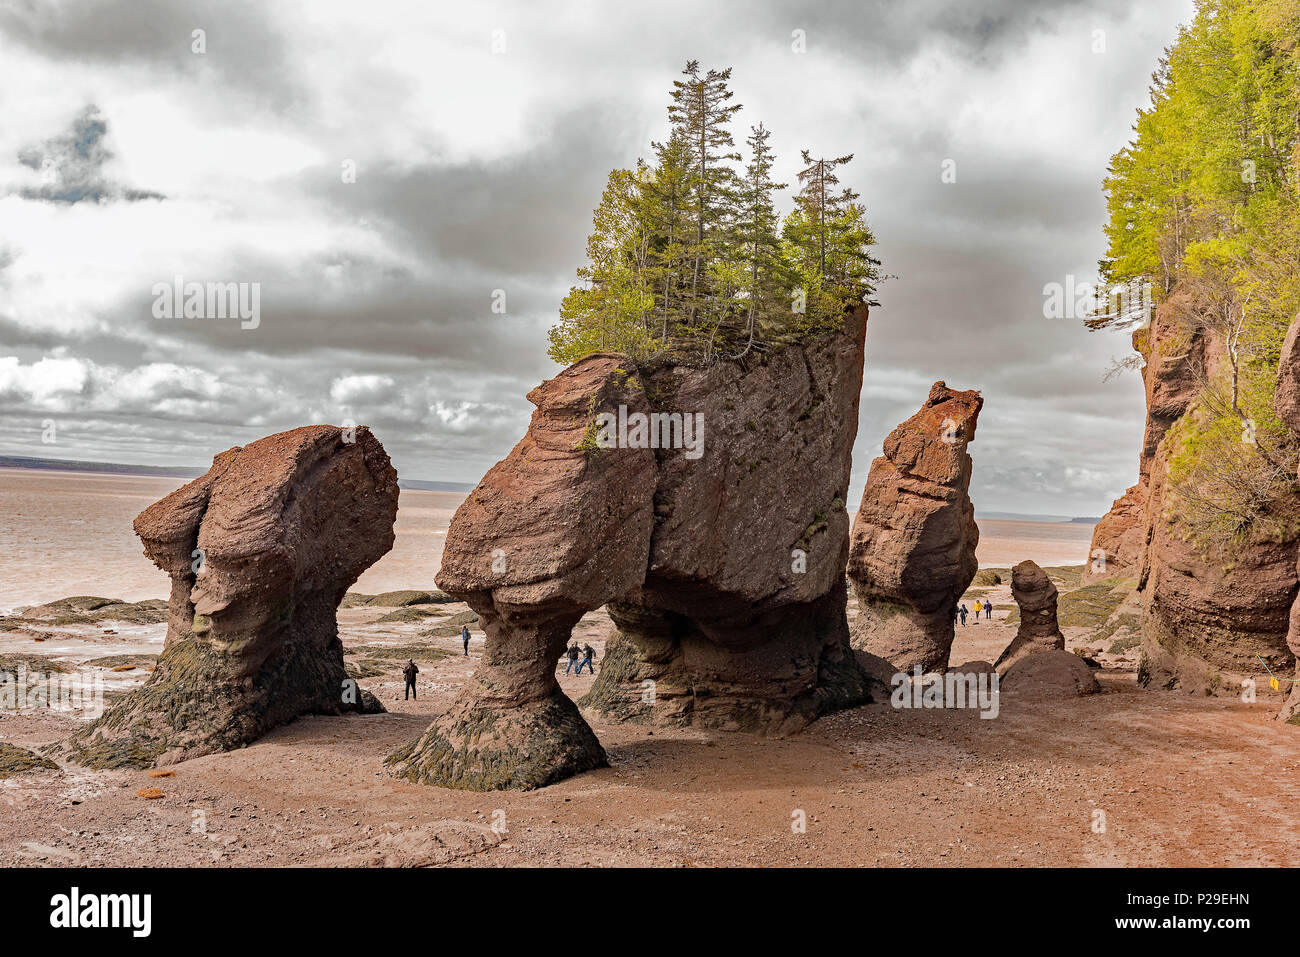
left=985, top=601, right=993, bottom=620
left=972, top=599, right=982, bottom=623
left=403, top=658, right=419, bottom=700
left=564, top=642, right=580, bottom=675
left=461, top=624, right=471, bottom=656
left=576, top=643, right=596, bottom=675
left=959, top=604, right=968, bottom=627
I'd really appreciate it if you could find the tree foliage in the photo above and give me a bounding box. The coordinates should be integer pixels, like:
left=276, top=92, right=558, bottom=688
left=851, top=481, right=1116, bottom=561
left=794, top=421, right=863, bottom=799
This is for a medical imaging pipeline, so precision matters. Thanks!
left=1095, top=0, right=1300, bottom=551
left=549, top=61, right=881, bottom=366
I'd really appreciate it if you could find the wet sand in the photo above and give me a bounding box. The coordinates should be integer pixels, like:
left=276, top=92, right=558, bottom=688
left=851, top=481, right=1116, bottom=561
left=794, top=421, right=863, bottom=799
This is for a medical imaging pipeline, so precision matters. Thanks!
left=0, top=468, right=463, bottom=609
left=3, top=474, right=1296, bottom=869
left=2, top=588, right=1297, bottom=867
left=0, top=468, right=1090, bottom=610
left=975, top=518, right=1094, bottom=568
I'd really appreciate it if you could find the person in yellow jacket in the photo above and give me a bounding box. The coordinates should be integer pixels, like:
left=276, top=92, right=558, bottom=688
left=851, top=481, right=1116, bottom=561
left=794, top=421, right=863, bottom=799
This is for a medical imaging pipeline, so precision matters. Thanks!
left=972, top=600, right=983, bottom=623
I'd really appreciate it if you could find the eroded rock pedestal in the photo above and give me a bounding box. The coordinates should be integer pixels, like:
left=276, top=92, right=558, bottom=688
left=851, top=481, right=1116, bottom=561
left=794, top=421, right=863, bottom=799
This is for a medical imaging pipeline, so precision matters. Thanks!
left=994, top=560, right=1065, bottom=674
left=387, top=357, right=654, bottom=789
left=846, top=381, right=982, bottom=672
left=61, top=425, right=398, bottom=768
left=390, top=310, right=871, bottom=790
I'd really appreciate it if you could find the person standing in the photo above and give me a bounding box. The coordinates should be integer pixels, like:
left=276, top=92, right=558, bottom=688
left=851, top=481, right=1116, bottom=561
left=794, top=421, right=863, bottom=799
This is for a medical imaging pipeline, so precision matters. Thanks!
left=461, top=624, right=471, bottom=656
left=972, top=600, right=982, bottom=624
left=985, top=602, right=993, bottom=620
left=577, top=643, right=596, bottom=675
left=402, top=658, right=419, bottom=700
left=564, top=642, right=580, bottom=675
left=959, top=604, right=968, bottom=627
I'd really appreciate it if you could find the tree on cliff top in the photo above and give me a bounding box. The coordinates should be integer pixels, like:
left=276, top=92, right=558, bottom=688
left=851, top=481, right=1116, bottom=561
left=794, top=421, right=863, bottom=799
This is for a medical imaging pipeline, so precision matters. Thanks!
left=548, top=62, right=880, bottom=367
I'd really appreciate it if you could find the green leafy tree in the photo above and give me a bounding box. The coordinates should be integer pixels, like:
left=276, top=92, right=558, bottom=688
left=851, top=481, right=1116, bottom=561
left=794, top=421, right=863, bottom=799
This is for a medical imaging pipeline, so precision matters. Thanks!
left=1091, top=0, right=1300, bottom=553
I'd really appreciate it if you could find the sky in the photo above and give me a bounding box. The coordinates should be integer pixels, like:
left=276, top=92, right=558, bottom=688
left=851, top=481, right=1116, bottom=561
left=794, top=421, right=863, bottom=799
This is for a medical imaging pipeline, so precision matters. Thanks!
left=0, top=0, right=1196, bottom=516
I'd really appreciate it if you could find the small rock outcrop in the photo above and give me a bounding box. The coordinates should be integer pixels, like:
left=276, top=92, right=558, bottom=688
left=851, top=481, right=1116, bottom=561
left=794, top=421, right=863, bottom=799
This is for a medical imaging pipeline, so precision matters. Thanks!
left=995, top=560, right=1065, bottom=673
left=1002, top=650, right=1100, bottom=698
left=61, top=425, right=398, bottom=768
left=847, top=381, right=982, bottom=672
left=390, top=309, right=872, bottom=790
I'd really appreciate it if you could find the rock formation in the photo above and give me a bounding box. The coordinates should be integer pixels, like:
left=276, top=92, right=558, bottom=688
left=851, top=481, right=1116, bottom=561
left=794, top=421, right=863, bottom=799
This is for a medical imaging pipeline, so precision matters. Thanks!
left=1082, top=482, right=1145, bottom=582
left=994, top=560, right=1065, bottom=674
left=61, top=425, right=398, bottom=768
left=1134, top=290, right=1298, bottom=696
left=846, top=381, right=982, bottom=672
left=1002, top=650, right=1100, bottom=698
left=1274, top=316, right=1300, bottom=724
left=388, top=309, right=872, bottom=790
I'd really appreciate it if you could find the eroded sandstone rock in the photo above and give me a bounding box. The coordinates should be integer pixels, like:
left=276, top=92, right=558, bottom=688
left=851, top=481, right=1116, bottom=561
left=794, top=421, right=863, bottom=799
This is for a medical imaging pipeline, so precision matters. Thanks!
left=391, top=311, right=872, bottom=790
left=61, top=425, right=397, bottom=768
left=995, top=560, right=1065, bottom=674
left=1274, top=316, right=1300, bottom=724
left=1082, top=482, right=1146, bottom=583
left=1002, top=650, right=1100, bottom=698
left=387, top=355, right=654, bottom=789
left=846, top=381, right=982, bottom=672
left=1136, top=291, right=1298, bottom=696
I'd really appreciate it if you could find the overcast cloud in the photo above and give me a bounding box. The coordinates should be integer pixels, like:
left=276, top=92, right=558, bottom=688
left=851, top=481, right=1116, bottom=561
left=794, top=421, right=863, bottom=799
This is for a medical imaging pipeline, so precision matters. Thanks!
left=0, top=0, right=1194, bottom=515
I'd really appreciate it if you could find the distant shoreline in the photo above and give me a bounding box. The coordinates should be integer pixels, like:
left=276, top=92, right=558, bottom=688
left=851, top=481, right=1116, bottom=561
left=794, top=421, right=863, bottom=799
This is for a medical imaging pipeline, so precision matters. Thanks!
left=2, top=458, right=1100, bottom=522
left=0, top=457, right=474, bottom=493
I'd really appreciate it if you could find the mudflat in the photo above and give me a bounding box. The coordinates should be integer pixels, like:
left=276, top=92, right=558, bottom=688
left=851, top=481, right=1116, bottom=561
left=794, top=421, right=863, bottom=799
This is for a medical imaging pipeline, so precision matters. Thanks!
left=1, top=569, right=1296, bottom=867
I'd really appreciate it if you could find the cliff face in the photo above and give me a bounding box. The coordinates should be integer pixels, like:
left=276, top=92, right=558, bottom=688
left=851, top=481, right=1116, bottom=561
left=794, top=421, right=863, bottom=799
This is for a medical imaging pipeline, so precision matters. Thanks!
left=390, top=308, right=871, bottom=790
left=1094, top=289, right=1297, bottom=698
left=1082, top=481, right=1145, bottom=582
left=846, top=381, right=982, bottom=672
left=1273, top=317, right=1300, bottom=723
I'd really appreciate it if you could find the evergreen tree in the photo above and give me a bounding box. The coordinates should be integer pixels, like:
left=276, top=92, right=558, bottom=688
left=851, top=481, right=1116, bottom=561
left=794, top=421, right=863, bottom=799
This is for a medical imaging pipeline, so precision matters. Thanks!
left=734, top=122, right=789, bottom=353
left=548, top=60, right=882, bottom=365
left=667, top=60, right=744, bottom=340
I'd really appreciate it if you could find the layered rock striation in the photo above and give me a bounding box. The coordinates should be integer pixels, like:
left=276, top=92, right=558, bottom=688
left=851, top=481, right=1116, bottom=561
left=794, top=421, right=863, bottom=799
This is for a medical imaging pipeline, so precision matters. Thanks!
left=62, top=425, right=397, bottom=768
left=846, top=381, right=982, bottom=672
left=994, top=560, right=1065, bottom=674
left=388, top=309, right=872, bottom=790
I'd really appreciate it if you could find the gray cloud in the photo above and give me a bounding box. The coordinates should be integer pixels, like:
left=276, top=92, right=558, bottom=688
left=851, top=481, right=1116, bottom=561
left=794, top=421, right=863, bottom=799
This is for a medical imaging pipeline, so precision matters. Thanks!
left=0, top=0, right=1190, bottom=515
left=0, top=0, right=306, bottom=113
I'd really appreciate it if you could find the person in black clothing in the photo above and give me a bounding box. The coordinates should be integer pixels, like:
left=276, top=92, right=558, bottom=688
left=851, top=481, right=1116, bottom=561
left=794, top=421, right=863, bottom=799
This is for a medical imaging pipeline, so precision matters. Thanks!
left=564, top=642, right=580, bottom=675
left=576, top=643, right=596, bottom=674
left=461, top=624, right=471, bottom=655
left=403, top=659, right=419, bottom=699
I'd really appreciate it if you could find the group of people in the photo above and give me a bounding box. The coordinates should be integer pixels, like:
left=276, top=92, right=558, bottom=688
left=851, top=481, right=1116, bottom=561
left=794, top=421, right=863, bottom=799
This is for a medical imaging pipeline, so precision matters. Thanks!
left=564, top=642, right=598, bottom=675
left=954, top=599, right=995, bottom=626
